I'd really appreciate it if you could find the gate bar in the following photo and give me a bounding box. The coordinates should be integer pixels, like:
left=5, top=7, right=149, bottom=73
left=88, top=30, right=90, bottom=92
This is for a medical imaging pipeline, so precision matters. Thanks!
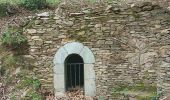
left=75, top=64, right=76, bottom=88
left=69, top=64, right=72, bottom=88
left=79, top=64, right=80, bottom=88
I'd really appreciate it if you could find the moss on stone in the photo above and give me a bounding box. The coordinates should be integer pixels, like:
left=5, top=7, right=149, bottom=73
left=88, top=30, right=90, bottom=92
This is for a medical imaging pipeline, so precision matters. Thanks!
left=112, top=82, right=158, bottom=99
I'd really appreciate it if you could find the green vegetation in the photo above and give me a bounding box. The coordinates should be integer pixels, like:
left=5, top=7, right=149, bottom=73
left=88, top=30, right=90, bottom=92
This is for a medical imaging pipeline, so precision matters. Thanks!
left=0, top=0, right=60, bottom=5
left=21, top=0, right=47, bottom=10
left=0, top=25, right=39, bottom=99
left=0, top=0, right=116, bottom=4
left=16, top=70, right=42, bottom=100
left=0, top=0, right=120, bottom=16
left=26, top=90, right=42, bottom=100
left=1, top=27, right=27, bottom=49
left=2, top=55, right=20, bottom=68
left=0, top=0, right=61, bottom=16
left=0, top=0, right=61, bottom=7
left=17, top=75, right=41, bottom=90
left=0, top=3, right=8, bottom=17
left=112, top=82, right=160, bottom=100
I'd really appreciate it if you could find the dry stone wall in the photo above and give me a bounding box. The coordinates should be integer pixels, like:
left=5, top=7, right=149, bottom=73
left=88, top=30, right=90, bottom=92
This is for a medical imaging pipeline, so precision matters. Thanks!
left=23, top=2, right=170, bottom=99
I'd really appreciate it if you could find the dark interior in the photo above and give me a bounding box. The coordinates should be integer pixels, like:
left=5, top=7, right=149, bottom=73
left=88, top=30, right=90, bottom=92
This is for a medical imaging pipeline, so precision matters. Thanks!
left=65, top=54, right=84, bottom=91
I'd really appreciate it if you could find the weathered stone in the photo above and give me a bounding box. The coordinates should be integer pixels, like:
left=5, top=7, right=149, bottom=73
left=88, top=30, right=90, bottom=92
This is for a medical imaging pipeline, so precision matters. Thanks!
left=95, top=24, right=102, bottom=28
left=77, top=31, right=85, bottom=35
left=22, top=2, right=170, bottom=99
left=56, top=20, right=62, bottom=24
left=82, top=9, right=91, bottom=14
left=70, top=13, right=84, bottom=16
left=44, top=41, right=53, bottom=44
left=37, top=30, right=45, bottom=33
left=37, top=12, right=50, bottom=17
left=97, top=40, right=105, bottom=44
left=142, top=5, right=153, bottom=11
left=14, top=67, right=21, bottom=74
left=53, top=16, right=60, bottom=20
left=31, top=36, right=40, bottom=40
left=27, top=29, right=37, bottom=34
left=164, top=57, right=170, bottom=63
left=35, top=40, right=43, bottom=45
left=161, top=29, right=170, bottom=34
left=105, top=41, right=113, bottom=45
left=105, top=5, right=113, bottom=11
left=35, top=20, right=42, bottom=25
left=63, top=21, right=74, bottom=26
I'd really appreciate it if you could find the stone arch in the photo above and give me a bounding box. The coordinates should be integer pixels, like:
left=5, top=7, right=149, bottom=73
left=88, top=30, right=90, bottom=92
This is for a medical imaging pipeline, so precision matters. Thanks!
left=53, top=42, right=96, bottom=96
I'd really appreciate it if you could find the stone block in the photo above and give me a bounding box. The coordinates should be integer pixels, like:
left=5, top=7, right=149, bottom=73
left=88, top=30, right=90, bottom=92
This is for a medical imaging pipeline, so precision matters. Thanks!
left=80, top=46, right=95, bottom=64
left=54, top=64, right=64, bottom=74
left=53, top=47, right=68, bottom=64
left=105, top=41, right=113, bottom=45
left=54, top=74, right=65, bottom=91
left=31, top=36, right=40, bottom=40
left=64, top=42, right=84, bottom=55
left=95, top=24, right=102, bottom=28
left=27, top=29, right=37, bottom=34
left=97, top=40, right=105, bottom=44
left=85, top=78, right=96, bottom=96
left=84, top=64, right=95, bottom=79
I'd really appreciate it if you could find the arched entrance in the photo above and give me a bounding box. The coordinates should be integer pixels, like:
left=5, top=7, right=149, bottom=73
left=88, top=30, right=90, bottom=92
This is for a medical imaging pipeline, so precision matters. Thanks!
left=65, top=54, right=84, bottom=91
left=53, top=42, right=96, bottom=96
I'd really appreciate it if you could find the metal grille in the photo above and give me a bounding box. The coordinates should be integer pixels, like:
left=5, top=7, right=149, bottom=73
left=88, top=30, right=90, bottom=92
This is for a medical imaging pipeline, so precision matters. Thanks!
left=65, top=63, right=84, bottom=91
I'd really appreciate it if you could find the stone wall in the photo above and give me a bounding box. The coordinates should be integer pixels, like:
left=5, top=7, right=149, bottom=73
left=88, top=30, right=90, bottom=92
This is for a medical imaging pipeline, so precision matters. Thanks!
left=23, top=2, right=170, bottom=99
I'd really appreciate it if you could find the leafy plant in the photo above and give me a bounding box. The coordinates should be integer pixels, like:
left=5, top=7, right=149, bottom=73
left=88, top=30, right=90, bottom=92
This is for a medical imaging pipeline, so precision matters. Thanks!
left=32, top=79, right=41, bottom=90
left=17, top=75, right=41, bottom=90
left=0, top=3, right=8, bottom=17
left=1, top=27, right=27, bottom=49
left=10, top=94, right=17, bottom=100
left=26, top=89, right=42, bottom=100
left=21, top=0, right=47, bottom=10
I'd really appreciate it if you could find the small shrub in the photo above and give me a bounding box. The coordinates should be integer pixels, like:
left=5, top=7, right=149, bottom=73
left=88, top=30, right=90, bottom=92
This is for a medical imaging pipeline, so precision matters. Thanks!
left=10, top=94, right=17, bottom=100
left=32, top=79, right=41, bottom=90
left=0, top=3, right=8, bottom=17
left=0, top=66, right=6, bottom=75
left=2, top=55, right=18, bottom=68
left=27, top=90, right=42, bottom=100
left=0, top=3, right=17, bottom=17
left=1, top=28, right=27, bottom=49
left=17, top=76, right=41, bottom=90
left=21, top=0, right=47, bottom=10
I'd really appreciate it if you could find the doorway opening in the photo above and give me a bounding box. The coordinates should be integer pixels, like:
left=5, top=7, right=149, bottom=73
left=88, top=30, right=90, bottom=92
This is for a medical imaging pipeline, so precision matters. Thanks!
left=65, top=54, right=84, bottom=91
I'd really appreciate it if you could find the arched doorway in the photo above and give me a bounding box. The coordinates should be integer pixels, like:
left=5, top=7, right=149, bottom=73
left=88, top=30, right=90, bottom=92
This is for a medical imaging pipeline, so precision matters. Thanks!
left=65, top=54, right=84, bottom=91
left=53, top=42, right=96, bottom=96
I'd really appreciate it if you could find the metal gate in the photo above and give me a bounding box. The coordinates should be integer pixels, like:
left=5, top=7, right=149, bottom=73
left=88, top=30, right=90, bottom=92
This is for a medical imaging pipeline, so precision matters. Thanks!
left=65, top=63, right=84, bottom=91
